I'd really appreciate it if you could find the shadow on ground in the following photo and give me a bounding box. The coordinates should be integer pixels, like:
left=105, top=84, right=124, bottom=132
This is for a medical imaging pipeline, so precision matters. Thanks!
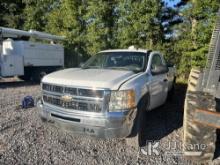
left=0, top=78, right=39, bottom=89
left=140, top=83, right=187, bottom=146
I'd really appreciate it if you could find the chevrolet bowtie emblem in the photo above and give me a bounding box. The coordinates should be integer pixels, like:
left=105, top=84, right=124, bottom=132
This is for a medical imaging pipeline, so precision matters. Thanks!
left=61, top=95, right=72, bottom=102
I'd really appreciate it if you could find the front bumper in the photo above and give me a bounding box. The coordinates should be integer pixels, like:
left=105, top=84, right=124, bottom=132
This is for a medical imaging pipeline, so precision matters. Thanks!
left=37, top=101, right=137, bottom=138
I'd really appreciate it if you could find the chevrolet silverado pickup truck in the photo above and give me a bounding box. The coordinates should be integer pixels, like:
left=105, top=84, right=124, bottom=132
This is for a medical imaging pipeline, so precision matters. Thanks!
left=37, top=47, right=176, bottom=146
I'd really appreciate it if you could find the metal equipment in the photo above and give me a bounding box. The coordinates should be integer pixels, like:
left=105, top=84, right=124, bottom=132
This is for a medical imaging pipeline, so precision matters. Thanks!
left=183, top=9, right=220, bottom=162
left=0, top=27, right=65, bottom=81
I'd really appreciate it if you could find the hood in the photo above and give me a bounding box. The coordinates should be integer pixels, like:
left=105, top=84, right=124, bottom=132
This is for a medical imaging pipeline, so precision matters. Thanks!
left=42, top=68, right=136, bottom=90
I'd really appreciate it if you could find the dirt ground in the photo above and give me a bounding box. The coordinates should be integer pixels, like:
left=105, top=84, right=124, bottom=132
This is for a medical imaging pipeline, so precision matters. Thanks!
left=0, top=79, right=219, bottom=165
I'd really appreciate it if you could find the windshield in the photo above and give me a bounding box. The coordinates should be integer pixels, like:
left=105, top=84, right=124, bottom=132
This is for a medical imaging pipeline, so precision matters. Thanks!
left=82, top=52, right=147, bottom=72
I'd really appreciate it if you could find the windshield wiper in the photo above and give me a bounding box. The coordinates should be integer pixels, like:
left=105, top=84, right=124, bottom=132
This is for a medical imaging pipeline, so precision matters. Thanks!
left=105, top=67, right=128, bottom=70
left=104, top=67, right=131, bottom=71
left=81, top=66, right=101, bottom=69
left=105, top=66, right=143, bottom=73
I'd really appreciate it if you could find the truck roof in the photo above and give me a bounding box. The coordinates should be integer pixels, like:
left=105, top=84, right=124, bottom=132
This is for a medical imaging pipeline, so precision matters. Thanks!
left=100, top=49, right=148, bottom=54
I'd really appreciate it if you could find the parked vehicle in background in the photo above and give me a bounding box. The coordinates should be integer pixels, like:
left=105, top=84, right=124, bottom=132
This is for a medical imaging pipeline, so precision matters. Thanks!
left=38, top=46, right=176, bottom=147
left=0, top=27, right=64, bottom=81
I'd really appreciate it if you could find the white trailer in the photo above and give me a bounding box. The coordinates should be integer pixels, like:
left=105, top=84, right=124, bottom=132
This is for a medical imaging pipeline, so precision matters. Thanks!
left=0, top=27, right=65, bottom=81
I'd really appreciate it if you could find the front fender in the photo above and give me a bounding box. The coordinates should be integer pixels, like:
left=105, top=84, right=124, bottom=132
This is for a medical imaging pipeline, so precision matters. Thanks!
left=118, top=73, right=150, bottom=107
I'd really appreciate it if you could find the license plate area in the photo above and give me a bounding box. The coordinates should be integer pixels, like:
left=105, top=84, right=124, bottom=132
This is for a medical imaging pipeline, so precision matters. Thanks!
left=51, top=113, right=80, bottom=122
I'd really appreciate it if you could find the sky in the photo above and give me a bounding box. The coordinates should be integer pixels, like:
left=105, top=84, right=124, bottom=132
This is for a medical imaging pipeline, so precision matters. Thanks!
left=164, top=0, right=180, bottom=7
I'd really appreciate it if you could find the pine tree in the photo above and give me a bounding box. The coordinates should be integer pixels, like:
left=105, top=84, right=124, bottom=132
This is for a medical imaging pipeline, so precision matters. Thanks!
left=175, top=0, right=220, bottom=78
left=46, top=0, right=88, bottom=66
left=0, top=0, right=25, bottom=29
left=84, top=0, right=118, bottom=55
left=117, top=0, right=164, bottom=49
left=23, top=0, right=57, bottom=31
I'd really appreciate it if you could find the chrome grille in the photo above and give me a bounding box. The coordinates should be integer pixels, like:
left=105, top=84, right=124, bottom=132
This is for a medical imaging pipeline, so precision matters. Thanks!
left=42, top=84, right=64, bottom=93
left=64, top=87, right=77, bottom=95
left=78, top=88, right=103, bottom=98
left=43, top=95, right=102, bottom=112
left=42, top=83, right=108, bottom=112
left=42, top=83, right=104, bottom=98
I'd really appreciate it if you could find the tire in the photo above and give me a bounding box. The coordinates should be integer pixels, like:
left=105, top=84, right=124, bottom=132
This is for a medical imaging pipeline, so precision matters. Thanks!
left=183, top=91, right=217, bottom=162
left=32, top=70, right=47, bottom=82
left=18, top=68, right=32, bottom=81
left=216, top=98, right=220, bottom=112
left=18, top=75, right=31, bottom=81
left=126, top=95, right=148, bottom=149
left=40, top=71, right=47, bottom=79
left=21, top=66, right=60, bottom=82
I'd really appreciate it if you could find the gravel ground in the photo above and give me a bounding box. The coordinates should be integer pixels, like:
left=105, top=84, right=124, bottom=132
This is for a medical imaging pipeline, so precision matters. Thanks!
left=0, top=80, right=219, bottom=165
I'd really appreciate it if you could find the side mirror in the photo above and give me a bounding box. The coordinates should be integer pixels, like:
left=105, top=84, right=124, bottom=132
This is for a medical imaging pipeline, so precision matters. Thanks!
left=151, top=65, right=169, bottom=75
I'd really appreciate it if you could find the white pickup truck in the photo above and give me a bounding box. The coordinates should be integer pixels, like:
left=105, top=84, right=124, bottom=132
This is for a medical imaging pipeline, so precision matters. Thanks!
left=38, top=47, right=176, bottom=145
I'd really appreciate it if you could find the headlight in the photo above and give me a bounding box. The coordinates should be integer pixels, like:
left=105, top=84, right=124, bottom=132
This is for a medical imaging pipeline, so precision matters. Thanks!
left=109, top=89, right=136, bottom=112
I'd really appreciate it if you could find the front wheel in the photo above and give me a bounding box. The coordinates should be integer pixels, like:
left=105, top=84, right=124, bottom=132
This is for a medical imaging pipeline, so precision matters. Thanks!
left=126, top=95, right=148, bottom=149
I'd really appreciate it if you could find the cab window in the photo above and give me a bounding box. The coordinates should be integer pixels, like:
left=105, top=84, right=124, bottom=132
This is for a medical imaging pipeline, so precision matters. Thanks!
left=151, top=54, right=163, bottom=70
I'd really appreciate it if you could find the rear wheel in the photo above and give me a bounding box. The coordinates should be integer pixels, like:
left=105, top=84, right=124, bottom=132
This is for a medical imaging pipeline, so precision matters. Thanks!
left=32, top=70, right=47, bottom=82
left=18, top=75, right=31, bottom=81
left=19, top=66, right=61, bottom=82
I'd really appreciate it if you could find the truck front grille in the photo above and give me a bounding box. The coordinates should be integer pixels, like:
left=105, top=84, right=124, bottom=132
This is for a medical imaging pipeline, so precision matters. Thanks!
left=43, top=95, right=102, bottom=112
left=42, top=83, right=108, bottom=112
left=42, top=84, right=104, bottom=98
left=43, top=84, right=64, bottom=93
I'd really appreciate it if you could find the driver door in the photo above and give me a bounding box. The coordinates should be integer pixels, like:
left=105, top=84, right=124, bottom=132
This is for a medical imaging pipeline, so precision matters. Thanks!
left=148, top=54, right=168, bottom=110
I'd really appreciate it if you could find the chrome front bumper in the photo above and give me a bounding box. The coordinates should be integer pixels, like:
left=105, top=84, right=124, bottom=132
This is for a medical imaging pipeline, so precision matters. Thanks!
left=37, top=101, right=137, bottom=138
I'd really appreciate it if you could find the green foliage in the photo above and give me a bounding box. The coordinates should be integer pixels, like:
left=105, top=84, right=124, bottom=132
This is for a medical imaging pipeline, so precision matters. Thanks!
left=22, top=0, right=57, bottom=31
left=84, top=1, right=118, bottom=54
left=173, top=0, right=220, bottom=78
left=117, top=0, right=164, bottom=49
left=0, top=0, right=25, bottom=28
left=46, top=0, right=89, bottom=62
